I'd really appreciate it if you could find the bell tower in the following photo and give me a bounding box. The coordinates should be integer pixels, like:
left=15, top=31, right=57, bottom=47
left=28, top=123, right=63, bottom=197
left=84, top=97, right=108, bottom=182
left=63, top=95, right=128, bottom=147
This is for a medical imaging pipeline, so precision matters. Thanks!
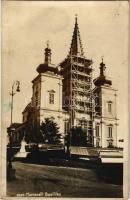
left=60, top=15, right=94, bottom=146
left=93, top=59, right=118, bottom=148
left=31, top=42, right=66, bottom=136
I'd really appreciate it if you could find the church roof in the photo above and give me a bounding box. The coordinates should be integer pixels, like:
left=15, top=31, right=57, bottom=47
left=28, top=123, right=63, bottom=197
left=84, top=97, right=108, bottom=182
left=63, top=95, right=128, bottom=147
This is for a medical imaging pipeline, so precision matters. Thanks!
left=22, top=102, right=32, bottom=113
left=93, top=76, right=112, bottom=87
left=37, top=63, right=58, bottom=74
left=36, top=42, right=58, bottom=74
left=93, top=59, right=112, bottom=87
left=68, top=14, right=84, bottom=57
left=60, top=15, right=92, bottom=69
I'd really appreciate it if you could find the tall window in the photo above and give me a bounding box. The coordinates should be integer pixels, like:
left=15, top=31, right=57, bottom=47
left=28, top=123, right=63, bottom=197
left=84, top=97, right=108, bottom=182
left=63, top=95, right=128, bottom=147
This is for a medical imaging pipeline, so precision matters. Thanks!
left=108, top=101, right=112, bottom=113
left=96, top=140, right=100, bottom=147
left=108, top=125, right=112, bottom=138
left=96, top=124, right=99, bottom=137
left=108, top=141, right=113, bottom=148
left=49, top=93, right=54, bottom=104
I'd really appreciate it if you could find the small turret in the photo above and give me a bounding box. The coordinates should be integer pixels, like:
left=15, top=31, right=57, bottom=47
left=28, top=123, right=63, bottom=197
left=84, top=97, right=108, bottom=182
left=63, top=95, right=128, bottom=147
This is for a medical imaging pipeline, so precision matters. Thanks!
left=94, top=58, right=112, bottom=87
left=100, top=57, right=106, bottom=77
left=44, top=41, right=51, bottom=64
left=36, top=41, right=58, bottom=74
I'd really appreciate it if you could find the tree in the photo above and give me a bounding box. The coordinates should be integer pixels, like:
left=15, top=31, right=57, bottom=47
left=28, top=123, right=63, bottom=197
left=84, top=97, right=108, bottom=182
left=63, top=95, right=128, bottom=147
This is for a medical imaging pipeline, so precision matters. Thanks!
left=66, top=126, right=87, bottom=147
left=40, top=118, right=62, bottom=144
left=24, top=124, right=43, bottom=144
left=24, top=124, right=36, bottom=143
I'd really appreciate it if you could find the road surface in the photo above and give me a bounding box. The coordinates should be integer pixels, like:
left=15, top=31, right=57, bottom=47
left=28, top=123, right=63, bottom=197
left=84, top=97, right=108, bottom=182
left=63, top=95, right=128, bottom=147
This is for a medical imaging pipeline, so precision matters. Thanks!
left=7, top=161, right=123, bottom=198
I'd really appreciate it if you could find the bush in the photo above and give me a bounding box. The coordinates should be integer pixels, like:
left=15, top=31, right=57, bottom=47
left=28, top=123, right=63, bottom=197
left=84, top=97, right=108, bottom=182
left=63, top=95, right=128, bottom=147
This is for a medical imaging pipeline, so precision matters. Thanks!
left=40, top=118, right=62, bottom=144
left=66, top=126, right=87, bottom=147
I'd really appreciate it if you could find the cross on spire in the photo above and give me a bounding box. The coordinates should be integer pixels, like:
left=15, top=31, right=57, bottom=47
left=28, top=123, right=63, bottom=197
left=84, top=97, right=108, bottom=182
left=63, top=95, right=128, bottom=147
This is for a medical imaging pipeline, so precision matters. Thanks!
left=69, top=15, right=84, bottom=57
left=101, top=55, right=104, bottom=63
left=46, top=40, right=50, bottom=49
left=75, top=14, right=78, bottom=23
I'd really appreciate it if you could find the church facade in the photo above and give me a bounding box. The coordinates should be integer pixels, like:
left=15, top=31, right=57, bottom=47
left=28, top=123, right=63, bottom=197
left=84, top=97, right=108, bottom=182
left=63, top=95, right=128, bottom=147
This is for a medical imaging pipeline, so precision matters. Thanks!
left=93, top=61, right=118, bottom=148
left=21, top=16, right=119, bottom=148
left=22, top=43, right=69, bottom=142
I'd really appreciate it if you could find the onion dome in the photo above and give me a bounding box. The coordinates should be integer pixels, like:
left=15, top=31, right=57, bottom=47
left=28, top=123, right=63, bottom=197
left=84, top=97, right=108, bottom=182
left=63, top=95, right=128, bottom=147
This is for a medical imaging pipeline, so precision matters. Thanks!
left=37, top=41, right=58, bottom=74
left=94, top=58, right=112, bottom=87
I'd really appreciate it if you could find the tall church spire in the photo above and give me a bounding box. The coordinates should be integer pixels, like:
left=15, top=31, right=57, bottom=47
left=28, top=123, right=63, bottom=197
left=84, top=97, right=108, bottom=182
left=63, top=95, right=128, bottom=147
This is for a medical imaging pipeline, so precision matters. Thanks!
left=69, top=14, right=84, bottom=57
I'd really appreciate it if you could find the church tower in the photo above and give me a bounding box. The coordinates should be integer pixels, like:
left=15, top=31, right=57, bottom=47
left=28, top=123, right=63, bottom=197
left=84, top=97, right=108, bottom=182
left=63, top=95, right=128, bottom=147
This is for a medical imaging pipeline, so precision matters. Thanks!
left=93, top=59, right=118, bottom=148
left=60, top=15, right=94, bottom=146
left=30, top=42, right=68, bottom=138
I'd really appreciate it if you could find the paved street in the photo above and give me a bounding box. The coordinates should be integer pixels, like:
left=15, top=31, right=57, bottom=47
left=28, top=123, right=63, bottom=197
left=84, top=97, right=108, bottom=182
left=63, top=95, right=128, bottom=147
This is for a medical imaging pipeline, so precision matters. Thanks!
left=7, top=161, right=123, bottom=198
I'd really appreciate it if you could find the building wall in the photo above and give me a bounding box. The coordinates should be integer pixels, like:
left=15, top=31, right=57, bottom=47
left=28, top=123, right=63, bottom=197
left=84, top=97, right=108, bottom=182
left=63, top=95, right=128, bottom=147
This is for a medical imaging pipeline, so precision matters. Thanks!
left=23, top=110, right=28, bottom=123
left=32, top=75, right=41, bottom=108
left=40, top=73, right=63, bottom=111
left=94, top=86, right=118, bottom=148
left=39, top=109, right=69, bottom=137
left=22, top=68, right=119, bottom=148
left=94, top=118, right=101, bottom=147
left=101, top=87, right=118, bottom=147
left=31, top=72, right=69, bottom=139
left=101, top=87, right=117, bottom=119
left=101, top=121, right=117, bottom=147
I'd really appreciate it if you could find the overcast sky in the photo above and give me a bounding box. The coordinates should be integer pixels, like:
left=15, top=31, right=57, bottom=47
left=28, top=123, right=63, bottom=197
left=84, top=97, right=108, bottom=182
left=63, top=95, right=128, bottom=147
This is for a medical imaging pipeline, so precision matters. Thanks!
left=2, top=1, right=129, bottom=143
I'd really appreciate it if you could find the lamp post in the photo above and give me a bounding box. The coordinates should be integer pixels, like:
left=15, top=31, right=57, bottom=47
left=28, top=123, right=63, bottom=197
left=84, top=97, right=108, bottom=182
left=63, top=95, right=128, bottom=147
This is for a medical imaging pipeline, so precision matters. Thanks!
left=7, top=80, right=20, bottom=180
left=10, top=80, right=20, bottom=125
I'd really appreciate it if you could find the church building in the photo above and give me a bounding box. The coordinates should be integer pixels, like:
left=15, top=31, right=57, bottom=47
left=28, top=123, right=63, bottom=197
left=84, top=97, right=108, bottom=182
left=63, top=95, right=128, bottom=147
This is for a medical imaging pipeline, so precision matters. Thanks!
left=18, top=16, right=119, bottom=148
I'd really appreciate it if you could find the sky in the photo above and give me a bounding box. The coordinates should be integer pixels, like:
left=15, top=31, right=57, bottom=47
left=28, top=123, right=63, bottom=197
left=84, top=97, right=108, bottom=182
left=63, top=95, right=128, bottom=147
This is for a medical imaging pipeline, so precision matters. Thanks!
left=2, top=1, right=129, bottom=145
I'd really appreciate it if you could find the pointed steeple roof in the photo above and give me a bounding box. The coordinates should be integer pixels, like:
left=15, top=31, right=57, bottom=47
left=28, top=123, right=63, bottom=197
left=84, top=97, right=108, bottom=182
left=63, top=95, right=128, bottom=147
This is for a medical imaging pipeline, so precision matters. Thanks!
left=69, top=15, right=84, bottom=57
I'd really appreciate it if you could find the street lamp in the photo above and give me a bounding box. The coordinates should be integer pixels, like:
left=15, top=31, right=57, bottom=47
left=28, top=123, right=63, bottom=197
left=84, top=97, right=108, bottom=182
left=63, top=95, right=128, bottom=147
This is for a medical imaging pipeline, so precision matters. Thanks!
left=10, top=80, right=20, bottom=125
left=7, top=80, right=20, bottom=180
